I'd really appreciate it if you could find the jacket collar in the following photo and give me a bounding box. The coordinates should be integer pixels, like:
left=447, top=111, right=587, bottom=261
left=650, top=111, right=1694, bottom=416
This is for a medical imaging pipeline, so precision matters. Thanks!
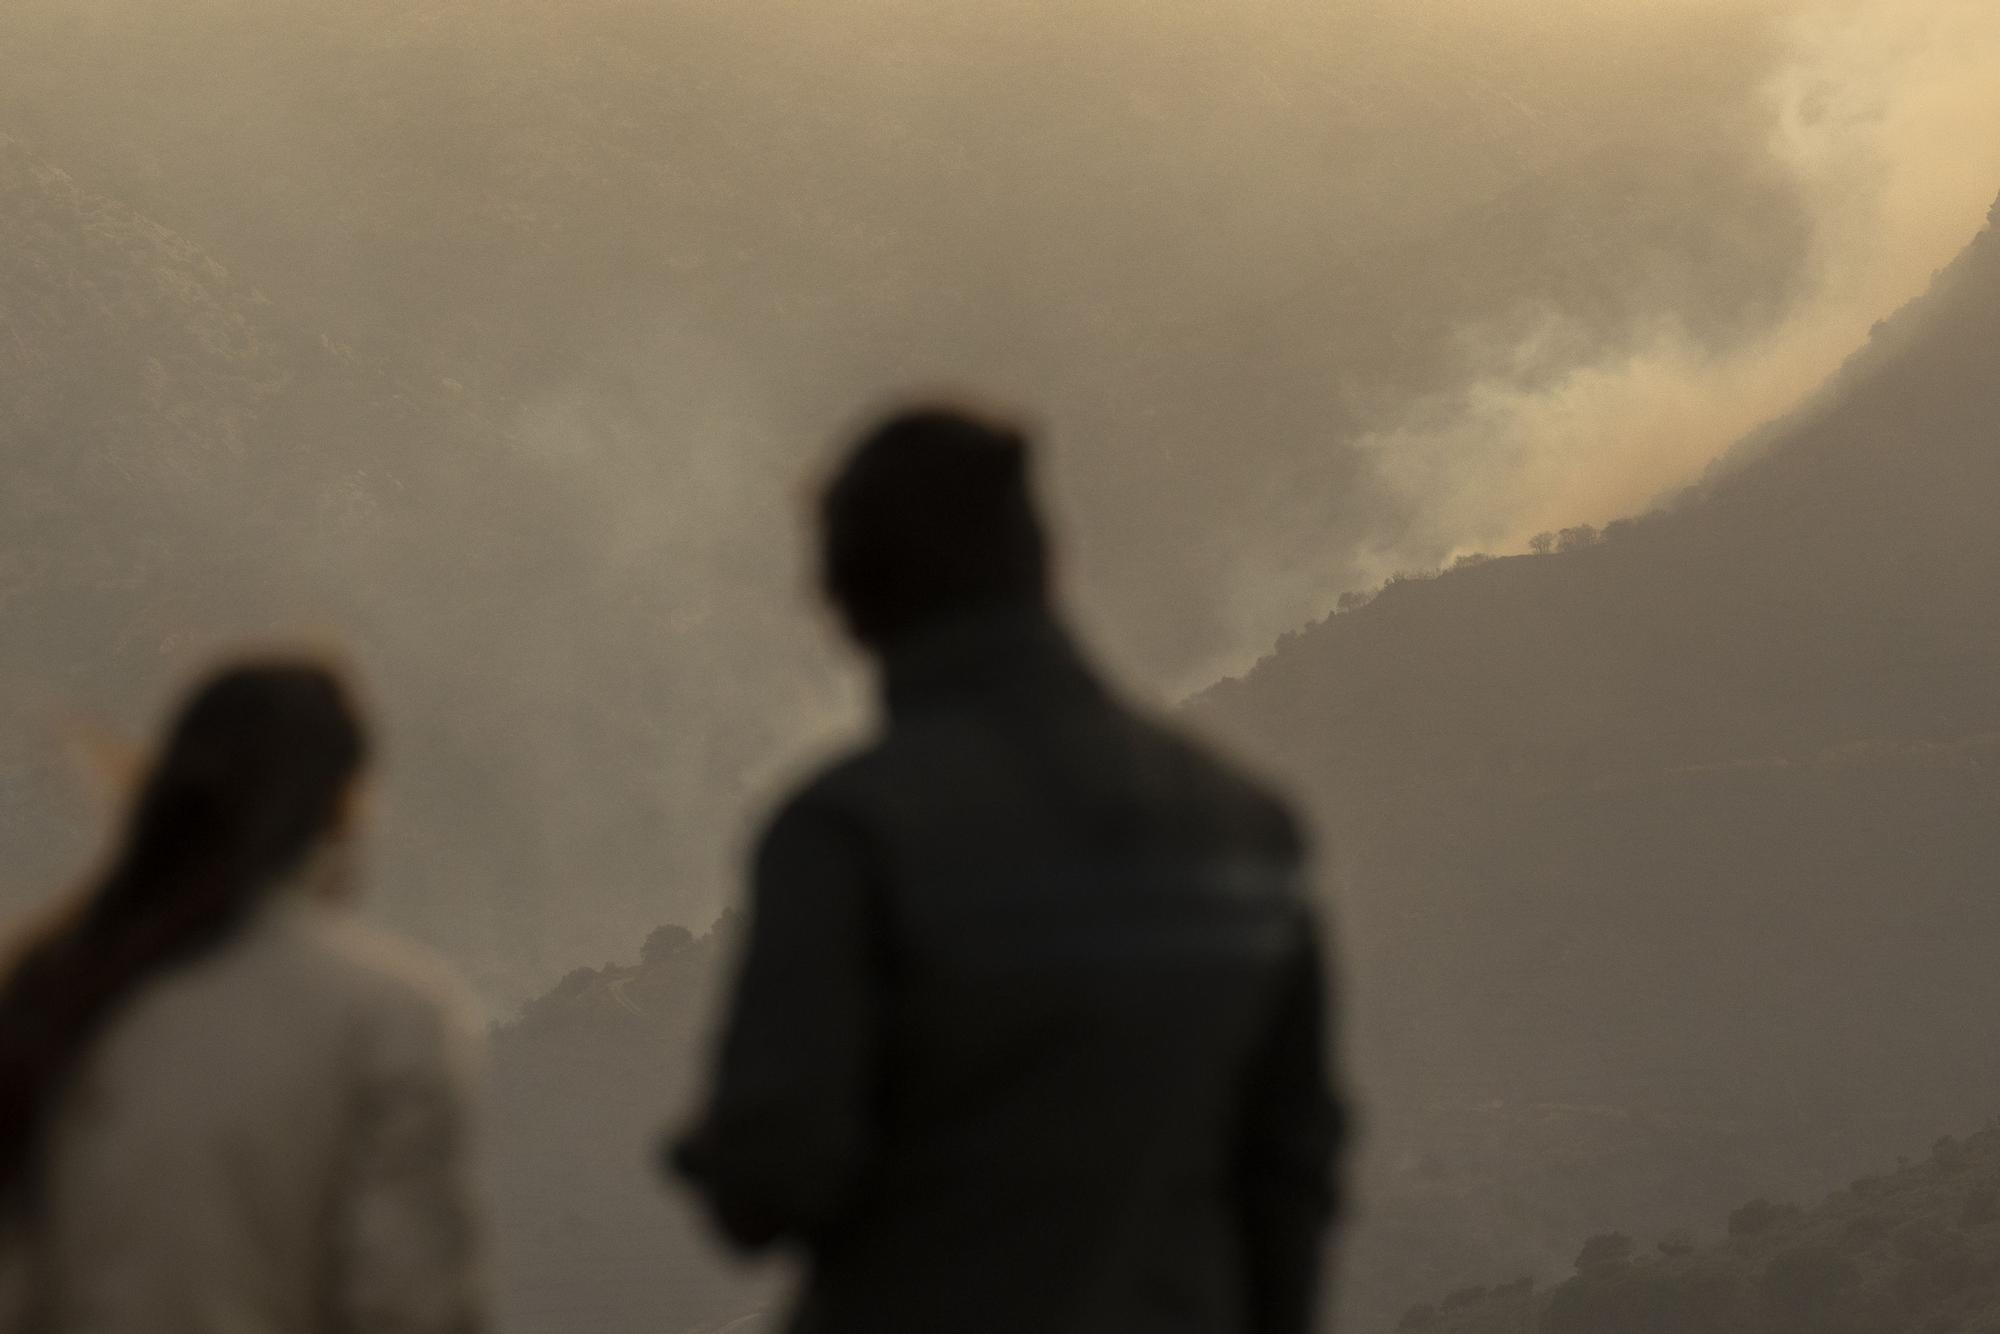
left=880, top=606, right=1103, bottom=720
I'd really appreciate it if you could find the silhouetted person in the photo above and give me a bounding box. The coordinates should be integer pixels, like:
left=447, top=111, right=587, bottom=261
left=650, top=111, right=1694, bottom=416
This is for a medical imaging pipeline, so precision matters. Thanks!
left=0, top=662, right=487, bottom=1334
left=673, top=407, right=1346, bottom=1334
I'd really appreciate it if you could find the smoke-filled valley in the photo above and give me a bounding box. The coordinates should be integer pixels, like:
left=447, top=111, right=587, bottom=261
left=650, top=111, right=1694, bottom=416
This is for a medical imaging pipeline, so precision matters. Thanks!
left=4, top=2, right=2000, bottom=1331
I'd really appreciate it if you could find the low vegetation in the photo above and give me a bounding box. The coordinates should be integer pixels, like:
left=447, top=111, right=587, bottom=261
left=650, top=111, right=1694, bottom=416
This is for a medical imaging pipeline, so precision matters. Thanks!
left=1395, top=1123, right=2000, bottom=1334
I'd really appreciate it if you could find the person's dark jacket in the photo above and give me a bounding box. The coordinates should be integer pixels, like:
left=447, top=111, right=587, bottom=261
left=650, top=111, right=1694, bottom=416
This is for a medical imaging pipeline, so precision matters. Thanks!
left=674, top=609, right=1346, bottom=1334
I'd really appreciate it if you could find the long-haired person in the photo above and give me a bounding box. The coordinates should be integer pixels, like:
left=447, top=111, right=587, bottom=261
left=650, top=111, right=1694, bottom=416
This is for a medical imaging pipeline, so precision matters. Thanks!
left=0, top=661, right=487, bottom=1334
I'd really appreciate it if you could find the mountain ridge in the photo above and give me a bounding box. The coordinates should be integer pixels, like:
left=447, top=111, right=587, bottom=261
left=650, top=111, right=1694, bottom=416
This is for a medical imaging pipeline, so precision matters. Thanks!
left=1177, top=186, right=2000, bottom=1323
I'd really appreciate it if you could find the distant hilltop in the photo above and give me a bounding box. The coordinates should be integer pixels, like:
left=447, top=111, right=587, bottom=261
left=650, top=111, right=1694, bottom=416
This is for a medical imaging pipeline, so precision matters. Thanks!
left=1188, top=182, right=2000, bottom=1326
left=1394, top=1118, right=2000, bottom=1334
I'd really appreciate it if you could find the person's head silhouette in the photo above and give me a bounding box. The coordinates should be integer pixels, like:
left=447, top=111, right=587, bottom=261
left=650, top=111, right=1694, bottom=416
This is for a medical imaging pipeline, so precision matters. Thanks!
left=819, top=405, right=1051, bottom=649
left=0, top=659, right=368, bottom=1214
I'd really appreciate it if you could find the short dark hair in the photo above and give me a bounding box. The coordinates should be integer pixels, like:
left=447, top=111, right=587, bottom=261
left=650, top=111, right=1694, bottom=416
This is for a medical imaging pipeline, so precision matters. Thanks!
left=820, top=405, right=1050, bottom=647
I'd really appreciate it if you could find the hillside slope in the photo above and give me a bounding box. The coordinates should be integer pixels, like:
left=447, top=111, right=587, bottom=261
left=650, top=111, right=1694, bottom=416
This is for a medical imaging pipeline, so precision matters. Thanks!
left=1394, top=1120, right=2000, bottom=1334
left=488, top=922, right=771, bottom=1334
left=1190, top=196, right=2000, bottom=1315
left=474, top=201, right=2000, bottom=1334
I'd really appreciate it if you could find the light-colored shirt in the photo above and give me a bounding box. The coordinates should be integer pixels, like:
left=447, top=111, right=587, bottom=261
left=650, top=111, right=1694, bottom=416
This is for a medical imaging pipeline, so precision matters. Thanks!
left=1, top=892, right=487, bottom=1334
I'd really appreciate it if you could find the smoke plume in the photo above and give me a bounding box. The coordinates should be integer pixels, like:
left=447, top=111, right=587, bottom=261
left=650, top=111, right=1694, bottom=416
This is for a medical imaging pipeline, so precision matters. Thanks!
left=1352, top=0, right=2000, bottom=584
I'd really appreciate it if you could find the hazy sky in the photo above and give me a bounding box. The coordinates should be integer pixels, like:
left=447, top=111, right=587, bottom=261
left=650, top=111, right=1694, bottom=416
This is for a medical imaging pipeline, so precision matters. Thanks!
left=12, top=14, right=1999, bottom=1330
left=3, top=0, right=1997, bottom=994
left=478, top=0, right=1999, bottom=987
left=496, top=0, right=2000, bottom=684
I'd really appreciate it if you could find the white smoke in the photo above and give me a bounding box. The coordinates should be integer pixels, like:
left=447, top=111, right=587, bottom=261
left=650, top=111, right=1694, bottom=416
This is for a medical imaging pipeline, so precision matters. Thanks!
left=1352, top=0, right=2000, bottom=582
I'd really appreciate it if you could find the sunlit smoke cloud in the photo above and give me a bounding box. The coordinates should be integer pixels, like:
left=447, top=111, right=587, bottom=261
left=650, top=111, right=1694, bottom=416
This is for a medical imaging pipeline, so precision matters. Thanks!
left=500, top=320, right=866, bottom=948
left=1352, top=0, right=2000, bottom=583
left=7, top=0, right=1993, bottom=988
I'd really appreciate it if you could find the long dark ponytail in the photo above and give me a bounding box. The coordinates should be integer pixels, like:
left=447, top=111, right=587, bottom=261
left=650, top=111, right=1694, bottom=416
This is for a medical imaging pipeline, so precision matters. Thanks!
left=0, top=660, right=368, bottom=1215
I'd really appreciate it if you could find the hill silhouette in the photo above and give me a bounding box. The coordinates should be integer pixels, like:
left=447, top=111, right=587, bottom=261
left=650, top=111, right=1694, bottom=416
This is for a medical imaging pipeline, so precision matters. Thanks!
left=1190, top=193, right=2000, bottom=1317
left=487, top=920, right=773, bottom=1333
left=4, top=5, right=1997, bottom=1325
left=472, top=197, right=2000, bottom=1333
left=1391, top=1120, right=2000, bottom=1334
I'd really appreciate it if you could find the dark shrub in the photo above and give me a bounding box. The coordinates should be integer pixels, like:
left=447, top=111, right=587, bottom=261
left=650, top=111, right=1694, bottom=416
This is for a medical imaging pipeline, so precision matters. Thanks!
left=1658, top=1229, right=1697, bottom=1258
left=1546, top=1265, right=1747, bottom=1334
left=641, top=923, right=697, bottom=966
left=1729, top=1199, right=1796, bottom=1237
left=1575, top=1232, right=1636, bottom=1273
left=1442, top=1285, right=1488, bottom=1311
